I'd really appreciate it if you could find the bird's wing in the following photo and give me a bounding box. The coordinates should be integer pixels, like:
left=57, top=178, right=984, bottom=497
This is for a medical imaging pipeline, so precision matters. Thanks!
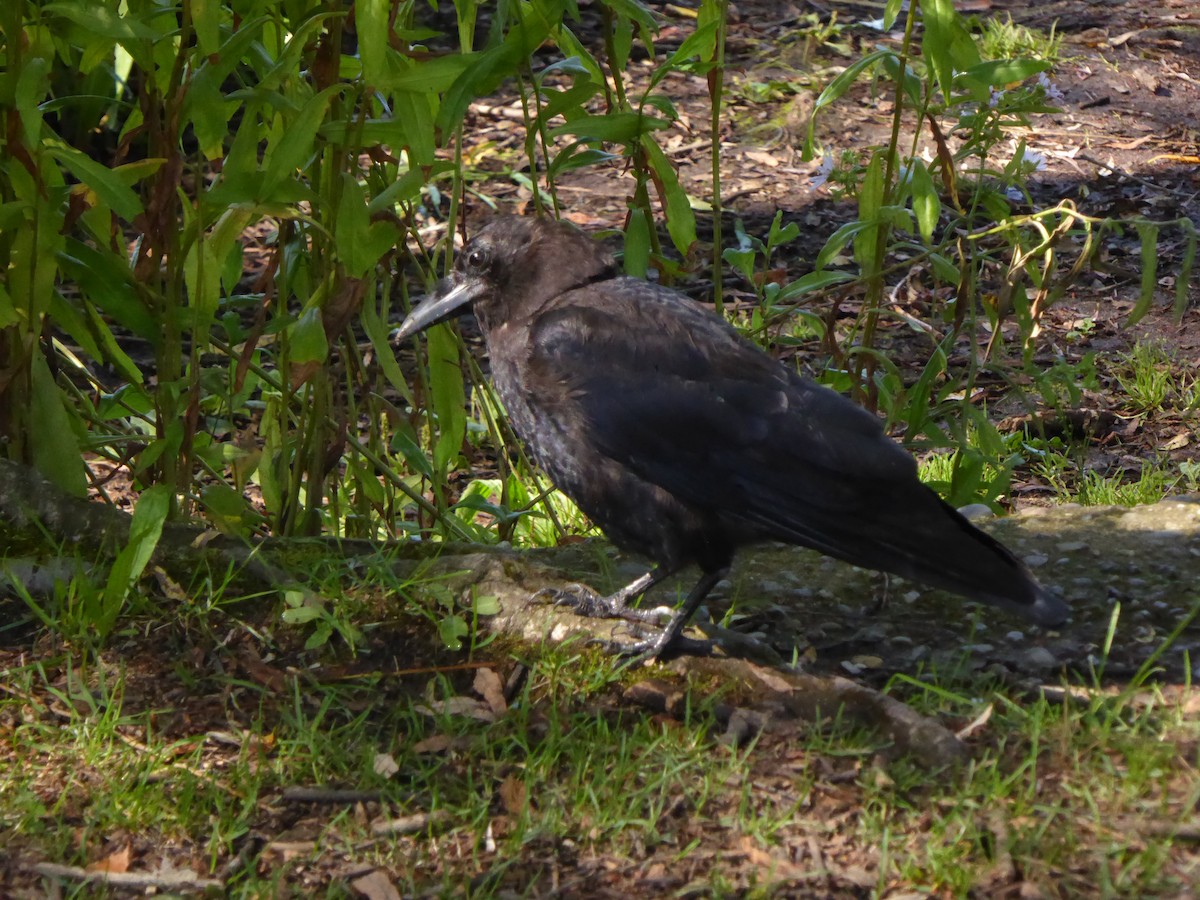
left=527, top=283, right=916, bottom=550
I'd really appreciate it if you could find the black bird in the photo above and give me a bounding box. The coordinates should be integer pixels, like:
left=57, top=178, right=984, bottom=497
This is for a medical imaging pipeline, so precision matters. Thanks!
left=395, top=216, right=1069, bottom=658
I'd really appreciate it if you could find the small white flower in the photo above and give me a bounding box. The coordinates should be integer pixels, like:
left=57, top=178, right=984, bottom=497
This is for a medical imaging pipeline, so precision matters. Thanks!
left=988, top=87, right=1005, bottom=108
left=1037, top=72, right=1065, bottom=103
left=1021, top=148, right=1047, bottom=172
left=808, top=153, right=835, bottom=191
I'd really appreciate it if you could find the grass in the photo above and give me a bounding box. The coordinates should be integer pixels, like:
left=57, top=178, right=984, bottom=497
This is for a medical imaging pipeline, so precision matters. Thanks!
left=975, top=13, right=1063, bottom=63
left=1033, top=452, right=1198, bottom=507
left=3, top=559, right=1199, bottom=896
left=1116, top=340, right=1200, bottom=413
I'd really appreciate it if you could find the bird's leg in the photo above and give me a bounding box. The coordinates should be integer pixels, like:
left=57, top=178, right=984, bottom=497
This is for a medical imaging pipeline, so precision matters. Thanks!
left=616, top=568, right=728, bottom=661
left=867, top=573, right=892, bottom=615
left=535, top=568, right=674, bottom=623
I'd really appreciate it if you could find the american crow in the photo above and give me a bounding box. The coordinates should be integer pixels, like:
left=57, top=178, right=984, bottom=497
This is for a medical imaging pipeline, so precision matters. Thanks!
left=395, top=216, right=1069, bottom=658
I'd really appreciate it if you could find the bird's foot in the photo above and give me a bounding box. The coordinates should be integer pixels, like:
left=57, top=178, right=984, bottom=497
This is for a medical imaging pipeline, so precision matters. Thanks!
left=583, top=616, right=715, bottom=663
left=604, top=632, right=716, bottom=663
left=533, top=583, right=668, bottom=625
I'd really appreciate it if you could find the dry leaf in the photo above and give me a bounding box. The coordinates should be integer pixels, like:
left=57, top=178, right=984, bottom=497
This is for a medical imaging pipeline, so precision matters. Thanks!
left=86, top=845, right=130, bottom=874
left=350, top=869, right=401, bottom=900
left=412, top=734, right=453, bottom=754
left=750, top=667, right=794, bottom=694
left=743, top=150, right=779, bottom=167
left=498, top=775, right=527, bottom=815
left=236, top=644, right=287, bottom=692
left=1160, top=432, right=1190, bottom=451
left=414, top=697, right=495, bottom=722
left=473, top=667, right=508, bottom=716
left=373, top=752, right=399, bottom=778
left=1108, top=135, right=1153, bottom=150
left=266, top=840, right=316, bottom=861
left=956, top=703, right=994, bottom=740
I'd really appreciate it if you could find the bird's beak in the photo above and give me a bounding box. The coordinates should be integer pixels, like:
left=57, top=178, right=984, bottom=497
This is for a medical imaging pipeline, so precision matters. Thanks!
left=392, top=276, right=487, bottom=341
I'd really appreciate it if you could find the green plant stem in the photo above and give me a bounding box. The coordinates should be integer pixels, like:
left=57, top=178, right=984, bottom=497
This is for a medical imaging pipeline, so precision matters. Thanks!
left=709, top=0, right=728, bottom=316
left=205, top=335, right=473, bottom=542
left=855, top=0, right=919, bottom=410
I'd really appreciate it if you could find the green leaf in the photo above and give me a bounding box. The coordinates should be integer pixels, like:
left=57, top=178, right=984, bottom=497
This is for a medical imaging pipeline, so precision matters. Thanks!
left=956, top=59, right=1050, bottom=103
left=805, top=49, right=894, bottom=157
left=183, top=239, right=221, bottom=344
left=362, top=301, right=415, bottom=405
left=551, top=28, right=606, bottom=86
left=550, top=111, right=669, bottom=144
left=642, top=136, right=696, bottom=255
left=0, top=284, right=16, bottom=328
left=663, top=19, right=719, bottom=69
left=1126, top=223, right=1159, bottom=327
left=812, top=49, right=893, bottom=115
left=878, top=52, right=923, bottom=108
left=336, top=175, right=400, bottom=278
left=357, top=0, right=391, bottom=86
left=47, top=145, right=143, bottom=220
left=101, top=483, right=171, bottom=632
left=922, top=0, right=981, bottom=103
left=192, top=0, right=221, bottom=56
left=373, top=52, right=472, bottom=94
left=28, top=352, right=87, bottom=498
left=546, top=144, right=622, bottom=180
left=282, top=604, right=324, bottom=624
left=438, top=11, right=558, bottom=134
left=289, top=307, right=329, bottom=363
left=854, top=154, right=885, bottom=270
left=428, top=324, right=467, bottom=475
left=60, top=289, right=145, bottom=385
left=1175, top=219, right=1195, bottom=323
left=260, top=85, right=345, bottom=198
left=883, top=0, right=904, bottom=30
left=13, top=56, right=50, bottom=139
left=536, top=80, right=602, bottom=125
left=367, top=163, right=453, bottom=213
left=60, top=240, right=157, bottom=338
left=391, top=420, right=435, bottom=480
left=348, top=458, right=386, bottom=504
left=474, top=594, right=501, bottom=616
left=200, top=483, right=260, bottom=535
left=909, top=158, right=940, bottom=245
left=904, top=344, right=949, bottom=436
left=394, top=90, right=437, bottom=166
left=775, top=270, right=855, bottom=301
left=623, top=210, right=651, bottom=279
left=304, top=621, right=334, bottom=650
left=815, top=220, right=872, bottom=270
left=438, top=614, right=469, bottom=650
left=44, top=1, right=161, bottom=42
left=929, top=252, right=960, bottom=284
left=186, top=74, right=234, bottom=161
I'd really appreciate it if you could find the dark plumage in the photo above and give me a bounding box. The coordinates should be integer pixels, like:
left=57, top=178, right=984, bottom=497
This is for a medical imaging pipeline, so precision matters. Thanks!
left=395, top=216, right=1069, bottom=658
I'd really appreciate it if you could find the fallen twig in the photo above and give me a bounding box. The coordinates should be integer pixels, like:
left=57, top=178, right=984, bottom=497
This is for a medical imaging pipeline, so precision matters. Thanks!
left=33, top=862, right=221, bottom=892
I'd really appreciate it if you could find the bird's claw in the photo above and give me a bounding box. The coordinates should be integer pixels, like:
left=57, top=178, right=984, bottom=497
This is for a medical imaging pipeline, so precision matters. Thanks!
left=533, top=584, right=665, bottom=624
left=586, top=629, right=717, bottom=663
left=533, top=583, right=619, bottom=617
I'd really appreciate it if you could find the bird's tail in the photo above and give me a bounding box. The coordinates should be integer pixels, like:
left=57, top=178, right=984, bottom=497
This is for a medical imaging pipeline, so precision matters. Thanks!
left=805, top=491, right=1069, bottom=627
left=907, top=500, right=1068, bottom=626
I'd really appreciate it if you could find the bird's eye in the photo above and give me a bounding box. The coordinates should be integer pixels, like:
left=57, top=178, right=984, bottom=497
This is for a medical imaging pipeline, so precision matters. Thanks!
left=465, top=246, right=490, bottom=271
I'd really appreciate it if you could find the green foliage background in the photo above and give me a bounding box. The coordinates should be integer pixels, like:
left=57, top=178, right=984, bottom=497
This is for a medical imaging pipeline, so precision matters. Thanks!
left=2, top=0, right=1194, bottom=556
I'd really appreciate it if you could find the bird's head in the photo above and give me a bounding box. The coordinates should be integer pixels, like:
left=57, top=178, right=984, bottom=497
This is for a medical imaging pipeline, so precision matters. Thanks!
left=393, top=216, right=617, bottom=341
